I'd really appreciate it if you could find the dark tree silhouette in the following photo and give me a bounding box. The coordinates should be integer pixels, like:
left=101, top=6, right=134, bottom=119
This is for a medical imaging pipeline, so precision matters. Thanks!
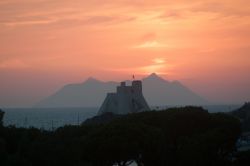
left=0, top=106, right=243, bottom=166
left=0, top=109, right=4, bottom=126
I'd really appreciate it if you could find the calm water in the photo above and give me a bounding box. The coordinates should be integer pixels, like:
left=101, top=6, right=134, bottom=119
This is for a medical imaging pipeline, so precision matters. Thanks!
left=3, top=107, right=98, bottom=130
left=2, top=105, right=240, bottom=130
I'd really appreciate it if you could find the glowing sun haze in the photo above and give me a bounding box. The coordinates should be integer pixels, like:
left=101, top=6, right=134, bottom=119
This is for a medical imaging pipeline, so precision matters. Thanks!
left=0, top=0, right=250, bottom=107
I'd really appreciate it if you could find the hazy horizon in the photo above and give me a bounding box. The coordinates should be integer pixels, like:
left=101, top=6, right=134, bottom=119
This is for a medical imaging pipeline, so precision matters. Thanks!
left=0, top=73, right=247, bottom=108
left=0, top=0, right=249, bottom=107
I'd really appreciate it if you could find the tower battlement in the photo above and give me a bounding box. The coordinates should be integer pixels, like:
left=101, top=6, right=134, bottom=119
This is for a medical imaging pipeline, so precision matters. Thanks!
left=117, top=80, right=142, bottom=94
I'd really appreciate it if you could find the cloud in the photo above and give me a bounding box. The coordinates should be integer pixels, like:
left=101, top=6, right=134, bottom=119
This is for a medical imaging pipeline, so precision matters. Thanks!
left=134, top=33, right=172, bottom=50
left=158, top=10, right=183, bottom=20
left=153, top=58, right=166, bottom=64
left=199, top=48, right=215, bottom=53
left=2, top=19, right=55, bottom=26
left=133, top=41, right=168, bottom=49
left=139, top=64, right=166, bottom=75
left=0, top=0, right=138, bottom=28
left=0, top=58, right=29, bottom=69
left=190, top=2, right=250, bottom=18
left=0, top=13, right=135, bottom=27
left=138, top=58, right=168, bottom=74
left=105, top=58, right=169, bottom=75
left=140, top=32, right=157, bottom=42
left=83, top=15, right=136, bottom=25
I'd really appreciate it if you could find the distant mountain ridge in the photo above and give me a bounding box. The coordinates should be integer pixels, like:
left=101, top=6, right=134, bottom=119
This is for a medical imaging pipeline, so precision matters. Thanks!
left=35, top=73, right=208, bottom=108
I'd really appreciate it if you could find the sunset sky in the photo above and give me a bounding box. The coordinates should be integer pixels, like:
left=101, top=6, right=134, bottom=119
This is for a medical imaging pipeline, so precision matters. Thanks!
left=0, top=0, right=250, bottom=107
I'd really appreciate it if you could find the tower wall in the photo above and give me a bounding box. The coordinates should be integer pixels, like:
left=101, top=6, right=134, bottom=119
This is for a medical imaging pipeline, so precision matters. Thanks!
left=132, top=80, right=142, bottom=93
left=98, top=80, right=150, bottom=115
left=98, top=93, right=118, bottom=115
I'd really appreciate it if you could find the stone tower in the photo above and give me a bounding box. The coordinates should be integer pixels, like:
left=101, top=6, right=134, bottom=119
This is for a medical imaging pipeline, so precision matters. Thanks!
left=98, top=80, right=150, bottom=115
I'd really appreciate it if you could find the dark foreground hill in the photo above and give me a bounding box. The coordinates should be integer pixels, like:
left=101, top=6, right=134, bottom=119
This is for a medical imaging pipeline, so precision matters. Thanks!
left=231, top=102, right=250, bottom=132
left=1, top=107, right=247, bottom=166
left=35, top=73, right=207, bottom=108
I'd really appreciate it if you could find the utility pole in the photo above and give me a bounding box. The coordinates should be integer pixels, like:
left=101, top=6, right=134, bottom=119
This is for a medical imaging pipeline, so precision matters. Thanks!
left=24, top=117, right=28, bottom=128
left=77, top=112, right=80, bottom=126
left=51, top=120, right=54, bottom=131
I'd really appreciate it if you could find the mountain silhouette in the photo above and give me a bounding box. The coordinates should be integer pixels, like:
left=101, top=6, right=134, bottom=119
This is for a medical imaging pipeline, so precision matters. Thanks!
left=142, top=73, right=207, bottom=106
left=35, top=73, right=207, bottom=108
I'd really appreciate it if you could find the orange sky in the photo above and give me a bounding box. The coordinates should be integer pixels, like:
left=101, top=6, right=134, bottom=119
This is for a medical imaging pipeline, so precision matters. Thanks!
left=0, top=0, right=250, bottom=106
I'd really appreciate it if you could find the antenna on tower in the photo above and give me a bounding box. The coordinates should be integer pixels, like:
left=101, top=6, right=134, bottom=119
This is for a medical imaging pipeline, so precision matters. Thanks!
left=132, top=75, right=135, bottom=80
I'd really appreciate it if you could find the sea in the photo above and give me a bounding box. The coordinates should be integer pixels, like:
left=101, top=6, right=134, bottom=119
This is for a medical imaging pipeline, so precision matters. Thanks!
left=2, top=105, right=241, bottom=130
left=2, top=107, right=98, bottom=130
